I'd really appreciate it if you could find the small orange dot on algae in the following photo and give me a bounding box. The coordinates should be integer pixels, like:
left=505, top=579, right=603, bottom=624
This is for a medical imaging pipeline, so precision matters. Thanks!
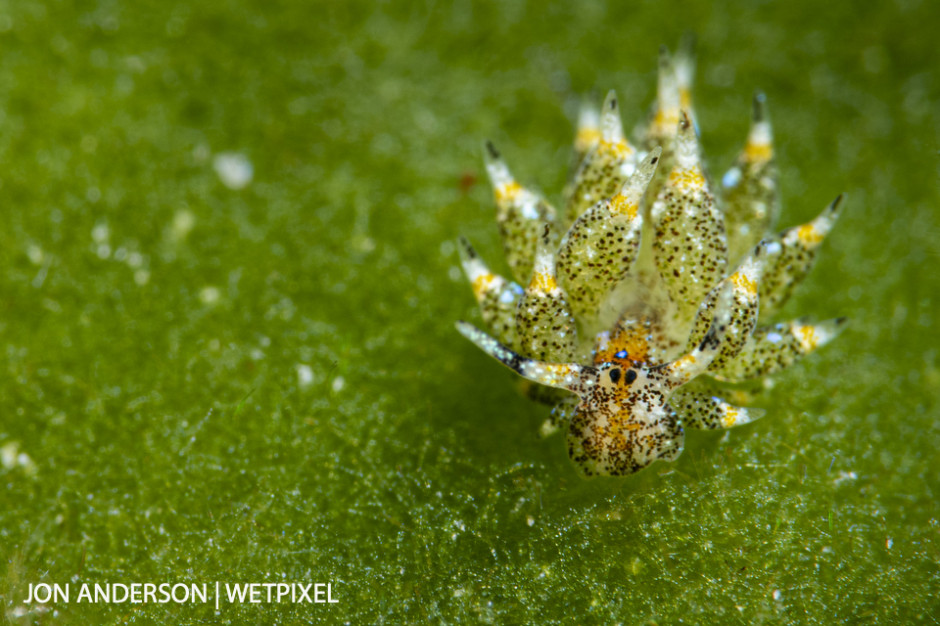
left=458, top=171, right=478, bottom=194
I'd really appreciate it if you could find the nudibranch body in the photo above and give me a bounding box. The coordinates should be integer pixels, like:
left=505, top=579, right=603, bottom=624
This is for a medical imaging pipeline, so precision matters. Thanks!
left=456, top=44, right=846, bottom=477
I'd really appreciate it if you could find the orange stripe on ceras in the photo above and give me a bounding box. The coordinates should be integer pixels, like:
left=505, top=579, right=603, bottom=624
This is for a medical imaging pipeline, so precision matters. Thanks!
left=653, top=107, right=680, bottom=132
left=528, top=269, right=558, bottom=293
left=744, top=141, right=773, bottom=161
left=598, top=138, right=635, bottom=160
left=731, top=271, right=757, bottom=294
left=576, top=127, right=602, bottom=153
left=796, top=223, right=824, bottom=246
left=471, top=272, right=496, bottom=299
left=794, top=324, right=819, bottom=351
left=495, top=181, right=522, bottom=204
left=609, top=193, right=638, bottom=219
left=668, top=166, right=705, bottom=189
left=721, top=406, right=741, bottom=428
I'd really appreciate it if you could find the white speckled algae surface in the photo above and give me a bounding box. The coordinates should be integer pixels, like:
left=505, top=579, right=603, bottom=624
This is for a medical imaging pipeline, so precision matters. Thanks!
left=0, top=1, right=937, bottom=623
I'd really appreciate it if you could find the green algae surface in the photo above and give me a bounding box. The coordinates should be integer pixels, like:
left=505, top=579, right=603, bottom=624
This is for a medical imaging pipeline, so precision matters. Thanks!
left=1, top=1, right=938, bottom=623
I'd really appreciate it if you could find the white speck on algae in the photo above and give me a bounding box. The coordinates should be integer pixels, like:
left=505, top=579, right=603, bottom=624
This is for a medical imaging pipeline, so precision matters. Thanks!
left=213, top=152, right=254, bottom=190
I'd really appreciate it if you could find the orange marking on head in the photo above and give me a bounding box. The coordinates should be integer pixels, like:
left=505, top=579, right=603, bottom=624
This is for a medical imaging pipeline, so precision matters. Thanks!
left=609, top=193, right=638, bottom=219
left=495, top=181, right=522, bottom=204
left=595, top=326, right=651, bottom=366
left=609, top=417, right=643, bottom=444
left=668, top=166, right=705, bottom=189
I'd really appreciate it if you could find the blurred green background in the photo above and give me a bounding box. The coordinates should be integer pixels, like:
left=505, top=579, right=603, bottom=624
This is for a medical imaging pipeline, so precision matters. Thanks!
left=1, top=0, right=938, bottom=623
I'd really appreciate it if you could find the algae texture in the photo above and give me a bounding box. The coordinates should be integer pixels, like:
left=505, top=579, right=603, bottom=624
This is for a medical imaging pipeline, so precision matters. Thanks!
left=1, top=1, right=938, bottom=624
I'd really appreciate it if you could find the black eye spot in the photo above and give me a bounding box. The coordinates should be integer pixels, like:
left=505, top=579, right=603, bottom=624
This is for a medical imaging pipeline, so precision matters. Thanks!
left=625, top=369, right=638, bottom=384
left=608, top=368, right=621, bottom=384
